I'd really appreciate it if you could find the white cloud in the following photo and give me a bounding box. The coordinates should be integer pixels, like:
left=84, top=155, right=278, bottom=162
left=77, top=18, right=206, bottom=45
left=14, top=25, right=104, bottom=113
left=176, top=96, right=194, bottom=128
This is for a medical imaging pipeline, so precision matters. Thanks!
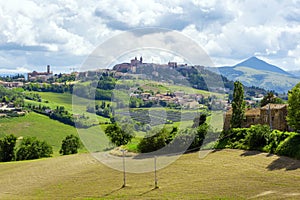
left=0, top=0, right=299, bottom=72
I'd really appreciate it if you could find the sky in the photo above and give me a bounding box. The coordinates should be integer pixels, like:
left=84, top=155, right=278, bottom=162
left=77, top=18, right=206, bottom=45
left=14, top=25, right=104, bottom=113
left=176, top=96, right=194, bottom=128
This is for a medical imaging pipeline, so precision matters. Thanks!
left=0, top=0, right=300, bottom=74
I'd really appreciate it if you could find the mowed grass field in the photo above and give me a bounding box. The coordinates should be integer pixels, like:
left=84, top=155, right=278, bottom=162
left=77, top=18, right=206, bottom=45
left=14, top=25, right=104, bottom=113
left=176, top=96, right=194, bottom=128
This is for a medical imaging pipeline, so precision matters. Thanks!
left=0, top=149, right=299, bottom=199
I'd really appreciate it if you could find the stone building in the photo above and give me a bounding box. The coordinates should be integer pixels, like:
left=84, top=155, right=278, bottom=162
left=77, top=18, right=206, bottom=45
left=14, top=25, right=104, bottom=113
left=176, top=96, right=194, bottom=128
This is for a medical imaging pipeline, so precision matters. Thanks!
left=27, top=65, right=53, bottom=81
left=223, top=103, right=288, bottom=131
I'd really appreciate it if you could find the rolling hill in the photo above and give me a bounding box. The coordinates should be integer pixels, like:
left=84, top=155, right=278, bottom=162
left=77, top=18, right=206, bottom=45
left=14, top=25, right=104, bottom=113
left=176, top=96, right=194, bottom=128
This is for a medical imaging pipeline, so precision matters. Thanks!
left=0, top=149, right=299, bottom=199
left=214, top=57, right=300, bottom=93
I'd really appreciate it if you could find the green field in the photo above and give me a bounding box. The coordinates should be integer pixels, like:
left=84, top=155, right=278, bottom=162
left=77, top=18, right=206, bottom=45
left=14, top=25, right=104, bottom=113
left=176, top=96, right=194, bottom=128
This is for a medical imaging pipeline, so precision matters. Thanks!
left=24, top=92, right=111, bottom=123
left=0, top=112, right=110, bottom=156
left=0, top=149, right=299, bottom=199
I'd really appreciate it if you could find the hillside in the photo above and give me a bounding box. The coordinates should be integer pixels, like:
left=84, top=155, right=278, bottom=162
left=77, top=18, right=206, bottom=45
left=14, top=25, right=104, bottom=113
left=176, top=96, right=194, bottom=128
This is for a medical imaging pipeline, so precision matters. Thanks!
left=215, top=57, right=300, bottom=93
left=0, top=149, right=299, bottom=199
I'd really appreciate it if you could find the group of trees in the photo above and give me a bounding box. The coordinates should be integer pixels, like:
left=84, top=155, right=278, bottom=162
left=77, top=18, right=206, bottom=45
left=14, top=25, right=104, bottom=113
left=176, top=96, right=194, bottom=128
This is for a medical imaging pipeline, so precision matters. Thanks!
left=104, top=113, right=209, bottom=153
left=23, top=83, right=73, bottom=93
left=0, top=86, right=24, bottom=107
left=0, top=134, right=52, bottom=162
left=0, top=134, right=81, bottom=162
left=86, top=101, right=112, bottom=118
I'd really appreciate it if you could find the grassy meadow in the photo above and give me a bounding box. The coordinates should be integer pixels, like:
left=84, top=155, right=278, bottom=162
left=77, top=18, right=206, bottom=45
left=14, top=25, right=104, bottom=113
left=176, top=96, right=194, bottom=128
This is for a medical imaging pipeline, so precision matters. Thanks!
left=0, top=149, right=299, bottom=199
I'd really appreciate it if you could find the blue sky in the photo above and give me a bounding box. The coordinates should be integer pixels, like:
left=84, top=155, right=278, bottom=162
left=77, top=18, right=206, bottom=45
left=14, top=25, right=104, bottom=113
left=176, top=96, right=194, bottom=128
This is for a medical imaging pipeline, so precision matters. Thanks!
left=0, top=0, right=300, bottom=73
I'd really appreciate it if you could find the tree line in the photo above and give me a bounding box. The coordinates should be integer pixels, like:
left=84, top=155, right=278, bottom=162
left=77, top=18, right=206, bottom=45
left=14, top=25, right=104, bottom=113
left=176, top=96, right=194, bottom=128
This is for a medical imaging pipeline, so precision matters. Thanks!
left=0, top=134, right=81, bottom=162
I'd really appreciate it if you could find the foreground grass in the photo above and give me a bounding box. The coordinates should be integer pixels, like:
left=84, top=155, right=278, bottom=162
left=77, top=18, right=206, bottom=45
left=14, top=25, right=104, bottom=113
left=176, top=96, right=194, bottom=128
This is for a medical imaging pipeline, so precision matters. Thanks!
left=0, top=149, right=299, bottom=199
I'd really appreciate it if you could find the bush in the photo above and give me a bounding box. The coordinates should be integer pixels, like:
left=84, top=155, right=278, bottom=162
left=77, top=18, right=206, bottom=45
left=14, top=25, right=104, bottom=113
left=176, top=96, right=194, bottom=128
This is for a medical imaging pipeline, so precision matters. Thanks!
left=275, top=133, right=300, bottom=159
left=16, top=137, right=53, bottom=161
left=0, top=134, right=17, bottom=162
left=60, top=135, right=81, bottom=155
left=244, top=125, right=271, bottom=150
left=138, top=128, right=170, bottom=153
left=264, top=130, right=291, bottom=153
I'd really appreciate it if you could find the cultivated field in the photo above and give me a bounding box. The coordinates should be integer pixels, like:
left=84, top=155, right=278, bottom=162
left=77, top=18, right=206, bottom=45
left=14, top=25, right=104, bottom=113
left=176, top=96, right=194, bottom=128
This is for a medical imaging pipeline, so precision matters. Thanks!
left=0, top=149, right=299, bottom=199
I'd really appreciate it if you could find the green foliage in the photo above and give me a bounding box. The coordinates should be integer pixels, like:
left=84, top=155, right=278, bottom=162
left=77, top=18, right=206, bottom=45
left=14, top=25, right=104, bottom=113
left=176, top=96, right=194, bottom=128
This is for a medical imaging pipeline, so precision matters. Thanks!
left=275, top=133, right=300, bottom=159
left=264, top=130, right=290, bottom=153
left=59, top=135, right=81, bottom=155
left=287, top=83, right=300, bottom=132
left=244, top=125, right=271, bottom=150
left=215, top=124, right=300, bottom=160
left=16, top=137, right=53, bottom=161
left=260, top=92, right=283, bottom=107
left=137, top=128, right=171, bottom=153
left=0, top=85, right=25, bottom=107
left=0, top=134, right=17, bottom=162
left=189, top=123, right=209, bottom=150
left=105, top=123, right=134, bottom=146
left=230, top=81, right=245, bottom=128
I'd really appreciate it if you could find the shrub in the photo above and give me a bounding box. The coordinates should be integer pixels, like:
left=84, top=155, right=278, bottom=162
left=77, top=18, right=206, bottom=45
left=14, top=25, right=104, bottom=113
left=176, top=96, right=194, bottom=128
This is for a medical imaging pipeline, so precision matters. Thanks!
left=244, top=125, right=271, bottom=150
left=16, top=137, right=53, bottom=161
left=275, top=133, right=300, bottom=159
left=0, top=134, right=17, bottom=162
left=60, top=135, right=81, bottom=155
left=264, top=130, right=291, bottom=153
left=138, top=128, right=170, bottom=153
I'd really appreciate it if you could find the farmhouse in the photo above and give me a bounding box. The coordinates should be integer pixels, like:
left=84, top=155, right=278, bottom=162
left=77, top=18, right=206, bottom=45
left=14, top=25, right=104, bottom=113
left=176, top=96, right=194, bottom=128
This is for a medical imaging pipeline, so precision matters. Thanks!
left=223, top=103, right=288, bottom=131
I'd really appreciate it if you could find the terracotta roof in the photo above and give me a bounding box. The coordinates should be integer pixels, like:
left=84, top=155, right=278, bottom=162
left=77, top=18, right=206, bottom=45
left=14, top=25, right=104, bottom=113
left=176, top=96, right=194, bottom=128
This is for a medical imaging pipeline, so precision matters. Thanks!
left=261, top=103, right=287, bottom=110
left=225, top=108, right=260, bottom=116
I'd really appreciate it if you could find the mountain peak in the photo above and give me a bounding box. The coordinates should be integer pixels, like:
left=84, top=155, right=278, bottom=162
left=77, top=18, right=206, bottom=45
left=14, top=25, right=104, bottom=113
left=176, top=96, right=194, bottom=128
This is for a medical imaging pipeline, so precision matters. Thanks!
left=234, top=56, right=290, bottom=75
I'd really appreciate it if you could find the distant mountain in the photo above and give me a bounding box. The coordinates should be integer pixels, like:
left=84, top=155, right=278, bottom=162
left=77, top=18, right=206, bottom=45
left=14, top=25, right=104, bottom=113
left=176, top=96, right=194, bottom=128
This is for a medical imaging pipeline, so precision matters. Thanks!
left=234, top=57, right=291, bottom=75
left=211, top=57, right=300, bottom=93
left=287, top=70, right=300, bottom=77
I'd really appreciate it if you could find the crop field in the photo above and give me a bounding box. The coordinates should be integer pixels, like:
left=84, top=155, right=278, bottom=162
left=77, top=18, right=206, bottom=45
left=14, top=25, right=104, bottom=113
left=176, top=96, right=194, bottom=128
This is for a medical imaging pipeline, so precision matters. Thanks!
left=0, top=149, right=299, bottom=199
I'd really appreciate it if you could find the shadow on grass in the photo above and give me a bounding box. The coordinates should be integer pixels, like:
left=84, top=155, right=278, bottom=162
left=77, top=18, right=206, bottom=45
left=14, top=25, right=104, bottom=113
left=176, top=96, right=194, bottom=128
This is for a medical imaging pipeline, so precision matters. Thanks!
left=240, top=150, right=262, bottom=157
left=101, top=186, right=124, bottom=197
left=267, top=156, right=300, bottom=171
left=139, top=187, right=159, bottom=196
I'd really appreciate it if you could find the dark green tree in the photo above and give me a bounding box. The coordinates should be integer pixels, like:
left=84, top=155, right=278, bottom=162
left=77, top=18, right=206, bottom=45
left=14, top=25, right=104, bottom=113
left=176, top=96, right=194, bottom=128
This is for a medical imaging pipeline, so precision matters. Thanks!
left=59, top=135, right=81, bottom=155
left=105, top=123, right=134, bottom=146
left=230, top=81, right=245, bottom=129
left=16, top=137, right=52, bottom=161
left=0, top=134, right=17, bottom=162
left=287, top=83, right=300, bottom=132
left=260, top=92, right=283, bottom=107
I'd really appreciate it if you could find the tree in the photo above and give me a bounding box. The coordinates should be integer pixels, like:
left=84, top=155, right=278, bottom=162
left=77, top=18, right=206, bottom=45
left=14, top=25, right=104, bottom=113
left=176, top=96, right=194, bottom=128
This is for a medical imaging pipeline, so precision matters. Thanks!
left=287, top=83, right=300, bottom=132
left=59, top=135, right=81, bottom=155
left=0, top=134, right=17, bottom=162
left=105, top=123, right=134, bottom=146
left=260, top=92, right=283, bottom=107
left=230, top=81, right=245, bottom=129
left=16, top=137, right=52, bottom=161
left=192, top=114, right=207, bottom=128
left=137, top=128, right=170, bottom=153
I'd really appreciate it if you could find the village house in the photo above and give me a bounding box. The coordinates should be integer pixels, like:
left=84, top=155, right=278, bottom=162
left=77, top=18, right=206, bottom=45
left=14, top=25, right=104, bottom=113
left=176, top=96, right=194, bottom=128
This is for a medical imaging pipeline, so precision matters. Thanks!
left=223, top=103, right=288, bottom=131
left=0, top=80, right=24, bottom=88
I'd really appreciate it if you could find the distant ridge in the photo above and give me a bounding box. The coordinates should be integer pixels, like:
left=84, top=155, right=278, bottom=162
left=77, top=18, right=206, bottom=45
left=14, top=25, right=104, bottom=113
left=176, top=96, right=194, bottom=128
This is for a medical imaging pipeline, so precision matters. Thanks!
left=212, top=56, right=300, bottom=93
left=234, top=56, right=291, bottom=76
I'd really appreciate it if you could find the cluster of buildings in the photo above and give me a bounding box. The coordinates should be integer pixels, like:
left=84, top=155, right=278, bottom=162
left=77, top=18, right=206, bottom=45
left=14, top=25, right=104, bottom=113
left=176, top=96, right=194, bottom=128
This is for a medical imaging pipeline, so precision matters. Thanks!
left=27, top=65, right=53, bottom=82
left=224, top=103, right=288, bottom=131
left=0, top=102, right=26, bottom=117
left=130, top=91, right=207, bottom=109
left=0, top=80, right=24, bottom=88
left=113, top=56, right=186, bottom=73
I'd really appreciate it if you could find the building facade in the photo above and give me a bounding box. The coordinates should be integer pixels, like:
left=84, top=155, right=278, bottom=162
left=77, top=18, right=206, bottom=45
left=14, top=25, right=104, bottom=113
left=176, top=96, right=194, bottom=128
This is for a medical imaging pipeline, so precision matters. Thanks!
left=224, top=103, right=288, bottom=131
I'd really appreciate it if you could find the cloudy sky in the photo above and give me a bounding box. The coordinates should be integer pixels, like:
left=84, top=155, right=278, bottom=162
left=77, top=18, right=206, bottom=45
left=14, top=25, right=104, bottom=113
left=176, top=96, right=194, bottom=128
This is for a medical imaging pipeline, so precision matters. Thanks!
left=0, top=0, right=300, bottom=73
